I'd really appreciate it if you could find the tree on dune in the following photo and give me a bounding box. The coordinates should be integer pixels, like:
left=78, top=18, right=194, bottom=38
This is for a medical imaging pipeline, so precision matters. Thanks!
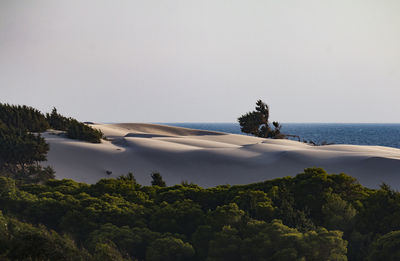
left=238, top=100, right=285, bottom=139
left=46, top=107, right=70, bottom=131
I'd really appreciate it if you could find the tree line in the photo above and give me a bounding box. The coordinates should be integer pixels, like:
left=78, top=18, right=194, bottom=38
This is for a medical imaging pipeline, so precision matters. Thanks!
left=0, top=103, right=103, bottom=143
left=0, top=168, right=398, bottom=260
left=46, top=107, right=103, bottom=143
left=0, top=103, right=103, bottom=184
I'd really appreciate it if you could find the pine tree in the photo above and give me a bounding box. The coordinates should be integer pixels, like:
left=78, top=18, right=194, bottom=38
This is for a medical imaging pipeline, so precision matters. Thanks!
left=238, top=100, right=284, bottom=139
left=151, top=172, right=166, bottom=187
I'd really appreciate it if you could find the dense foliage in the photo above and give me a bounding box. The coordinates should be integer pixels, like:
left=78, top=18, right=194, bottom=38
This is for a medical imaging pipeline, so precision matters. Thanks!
left=0, top=168, right=397, bottom=260
left=0, top=103, right=103, bottom=143
left=0, top=113, right=53, bottom=184
left=0, top=103, right=102, bottom=183
left=46, top=107, right=71, bottom=131
left=66, top=119, right=103, bottom=143
left=0, top=123, right=54, bottom=184
left=0, top=103, right=49, bottom=132
left=238, top=100, right=284, bottom=139
left=47, top=107, right=103, bottom=143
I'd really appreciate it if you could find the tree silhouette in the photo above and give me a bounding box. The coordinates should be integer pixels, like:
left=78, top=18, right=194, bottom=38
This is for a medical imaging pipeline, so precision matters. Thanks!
left=46, top=107, right=103, bottom=143
left=46, top=107, right=70, bottom=130
left=117, top=172, right=136, bottom=183
left=0, top=125, right=53, bottom=183
left=151, top=172, right=166, bottom=187
left=238, top=100, right=284, bottom=139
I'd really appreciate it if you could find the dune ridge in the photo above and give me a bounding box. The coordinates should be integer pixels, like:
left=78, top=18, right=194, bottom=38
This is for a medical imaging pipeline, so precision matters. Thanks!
left=42, top=123, right=400, bottom=189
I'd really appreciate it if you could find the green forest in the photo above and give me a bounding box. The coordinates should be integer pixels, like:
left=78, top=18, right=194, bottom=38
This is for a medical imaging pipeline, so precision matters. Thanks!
left=0, top=168, right=399, bottom=260
left=0, top=104, right=103, bottom=144
left=0, top=103, right=103, bottom=184
left=0, top=104, right=399, bottom=260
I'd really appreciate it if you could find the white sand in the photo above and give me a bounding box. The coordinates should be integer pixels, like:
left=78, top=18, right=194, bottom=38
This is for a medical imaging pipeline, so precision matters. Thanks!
left=42, top=123, right=400, bottom=189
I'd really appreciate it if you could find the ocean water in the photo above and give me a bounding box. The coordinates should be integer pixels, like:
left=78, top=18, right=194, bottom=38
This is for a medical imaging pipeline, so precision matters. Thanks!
left=162, top=123, right=400, bottom=149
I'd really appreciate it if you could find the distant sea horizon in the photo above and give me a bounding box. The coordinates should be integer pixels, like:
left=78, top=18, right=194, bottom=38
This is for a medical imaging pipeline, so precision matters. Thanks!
left=156, top=123, right=400, bottom=149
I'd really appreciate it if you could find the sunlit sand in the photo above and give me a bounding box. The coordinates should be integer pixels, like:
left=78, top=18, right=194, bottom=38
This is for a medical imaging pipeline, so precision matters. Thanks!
left=43, top=123, right=400, bottom=189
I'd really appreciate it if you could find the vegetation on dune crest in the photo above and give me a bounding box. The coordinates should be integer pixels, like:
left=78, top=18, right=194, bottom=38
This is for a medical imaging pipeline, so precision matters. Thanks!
left=0, top=103, right=103, bottom=144
left=46, top=107, right=103, bottom=143
left=238, top=100, right=285, bottom=139
left=66, top=119, right=103, bottom=143
left=0, top=103, right=103, bottom=183
left=238, top=100, right=333, bottom=145
left=0, top=104, right=49, bottom=132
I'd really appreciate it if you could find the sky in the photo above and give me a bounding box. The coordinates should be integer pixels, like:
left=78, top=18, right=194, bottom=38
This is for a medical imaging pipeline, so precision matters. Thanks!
left=0, top=0, right=399, bottom=123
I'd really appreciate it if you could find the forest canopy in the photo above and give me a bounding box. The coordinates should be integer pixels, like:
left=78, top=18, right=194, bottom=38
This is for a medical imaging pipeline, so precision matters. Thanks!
left=0, top=168, right=397, bottom=260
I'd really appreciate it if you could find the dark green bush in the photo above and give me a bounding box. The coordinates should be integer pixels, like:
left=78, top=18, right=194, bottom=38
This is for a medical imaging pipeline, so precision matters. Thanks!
left=47, top=107, right=103, bottom=143
left=66, top=119, right=103, bottom=143
left=0, top=103, right=49, bottom=132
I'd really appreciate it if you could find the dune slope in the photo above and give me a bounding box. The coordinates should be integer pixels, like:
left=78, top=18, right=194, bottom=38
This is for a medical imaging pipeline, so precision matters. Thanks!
left=42, top=123, right=400, bottom=189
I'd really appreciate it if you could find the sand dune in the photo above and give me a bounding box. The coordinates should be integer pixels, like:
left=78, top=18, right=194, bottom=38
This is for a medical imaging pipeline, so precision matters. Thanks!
left=42, top=123, right=400, bottom=189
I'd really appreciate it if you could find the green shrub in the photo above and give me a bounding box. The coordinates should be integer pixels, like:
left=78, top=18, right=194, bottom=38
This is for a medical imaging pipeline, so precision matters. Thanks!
left=67, top=119, right=103, bottom=143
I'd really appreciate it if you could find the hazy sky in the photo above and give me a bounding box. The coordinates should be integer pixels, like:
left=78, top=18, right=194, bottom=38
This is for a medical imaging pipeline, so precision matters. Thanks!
left=1, top=0, right=399, bottom=123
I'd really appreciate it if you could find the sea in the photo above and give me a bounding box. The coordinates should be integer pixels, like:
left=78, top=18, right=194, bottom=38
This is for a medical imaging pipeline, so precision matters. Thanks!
left=161, top=123, right=400, bottom=149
